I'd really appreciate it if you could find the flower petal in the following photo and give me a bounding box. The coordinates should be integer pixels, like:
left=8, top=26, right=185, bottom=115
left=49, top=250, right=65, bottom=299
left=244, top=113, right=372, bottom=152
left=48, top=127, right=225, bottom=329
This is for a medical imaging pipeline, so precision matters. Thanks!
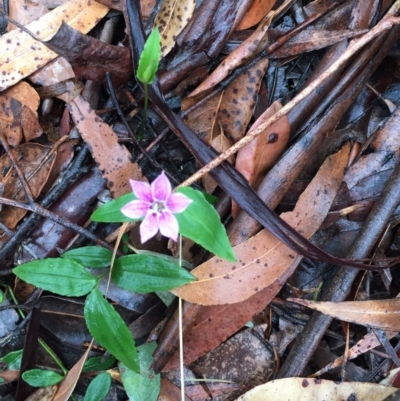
left=167, top=192, right=192, bottom=214
left=151, top=171, right=171, bottom=202
left=121, top=200, right=150, bottom=219
left=158, top=210, right=179, bottom=241
left=129, top=179, right=152, bottom=202
left=140, top=212, right=160, bottom=243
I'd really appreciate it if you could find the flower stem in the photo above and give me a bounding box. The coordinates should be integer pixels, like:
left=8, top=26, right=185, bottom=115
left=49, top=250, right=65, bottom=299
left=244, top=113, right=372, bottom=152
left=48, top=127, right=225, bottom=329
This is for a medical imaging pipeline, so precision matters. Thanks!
left=179, top=234, right=185, bottom=401
left=139, top=83, right=149, bottom=140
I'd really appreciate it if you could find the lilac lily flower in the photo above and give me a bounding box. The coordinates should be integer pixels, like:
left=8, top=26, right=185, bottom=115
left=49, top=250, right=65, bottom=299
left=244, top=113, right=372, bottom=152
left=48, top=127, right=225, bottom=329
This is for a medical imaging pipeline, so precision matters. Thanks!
left=121, top=171, right=192, bottom=243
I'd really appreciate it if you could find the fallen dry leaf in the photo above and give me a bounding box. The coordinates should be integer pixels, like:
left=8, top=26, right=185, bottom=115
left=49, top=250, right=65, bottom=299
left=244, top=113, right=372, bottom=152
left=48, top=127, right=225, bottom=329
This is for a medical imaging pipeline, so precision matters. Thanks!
left=53, top=347, right=91, bottom=401
left=0, top=93, right=42, bottom=146
left=45, top=22, right=132, bottom=84
left=0, top=0, right=109, bottom=92
left=173, top=143, right=350, bottom=305
left=233, top=100, right=290, bottom=216
left=235, top=378, right=397, bottom=401
left=68, top=95, right=145, bottom=198
left=8, top=0, right=48, bottom=31
left=154, top=0, right=196, bottom=56
left=0, top=143, right=55, bottom=230
left=289, top=297, right=400, bottom=331
left=236, top=0, right=276, bottom=30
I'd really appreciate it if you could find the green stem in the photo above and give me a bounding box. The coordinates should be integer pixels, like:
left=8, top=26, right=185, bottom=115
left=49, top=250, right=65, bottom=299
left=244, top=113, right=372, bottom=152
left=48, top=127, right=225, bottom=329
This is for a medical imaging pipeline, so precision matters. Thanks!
left=139, top=83, right=148, bottom=140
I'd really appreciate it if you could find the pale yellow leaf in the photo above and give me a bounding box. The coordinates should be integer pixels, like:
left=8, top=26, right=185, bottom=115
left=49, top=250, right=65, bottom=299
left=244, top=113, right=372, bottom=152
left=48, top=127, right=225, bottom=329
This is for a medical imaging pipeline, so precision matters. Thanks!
left=154, top=0, right=196, bottom=57
left=235, top=378, right=397, bottom=401
left=0, top=0, right=109, bottom=92
left=290, top=297, right=400, bottom=331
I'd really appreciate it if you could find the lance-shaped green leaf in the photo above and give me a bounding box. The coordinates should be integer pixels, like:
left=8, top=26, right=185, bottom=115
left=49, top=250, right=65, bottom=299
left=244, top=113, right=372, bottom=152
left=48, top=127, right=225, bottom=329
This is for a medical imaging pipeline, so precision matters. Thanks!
left=137, top=28, right=161, bottom=84
left=119, top=342, right=160, bottom=401
left=175, top=187, right=236, bottom=261
left=91, top=193, right=136, bottom=223
left=84, top=289, right=139, bottom=373
left=13, top=259, right=97, bottom=297
left=84, top=372, right=111, bottom=401
left=62, top=246, right=112, bottom=268
left=112, top=255, right=195, bottom=293
left=22, top=369, right=64, bottom=387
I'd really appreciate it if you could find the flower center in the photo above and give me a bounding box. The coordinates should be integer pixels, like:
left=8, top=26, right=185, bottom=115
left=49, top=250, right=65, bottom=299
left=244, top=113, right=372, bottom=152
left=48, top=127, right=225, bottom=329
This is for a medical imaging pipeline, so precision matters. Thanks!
left=151, top=200, right=166, bottom=213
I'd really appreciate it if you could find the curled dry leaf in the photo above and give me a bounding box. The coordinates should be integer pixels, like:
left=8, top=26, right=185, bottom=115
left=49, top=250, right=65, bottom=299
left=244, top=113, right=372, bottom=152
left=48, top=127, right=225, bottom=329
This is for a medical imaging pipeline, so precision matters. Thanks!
left=0, top=94, right=42, bottom=146
left=233, top=100, right=290, bottom=216
left=289, top=298, right=400, bottom=331
left=0, top=143, right=55, bottom=231
left=45, top=22, right=132, bottom=85
left=235, top=378, right=397, bottom=401
left=154, top=0, right=196, bottom=57
left=0, top=0, right=109, bottom=92
left=236, top=0, right=276, bottom=30
left=68, top=95, right=145, bottom=198
left=172, top=143, right=350, bottom=305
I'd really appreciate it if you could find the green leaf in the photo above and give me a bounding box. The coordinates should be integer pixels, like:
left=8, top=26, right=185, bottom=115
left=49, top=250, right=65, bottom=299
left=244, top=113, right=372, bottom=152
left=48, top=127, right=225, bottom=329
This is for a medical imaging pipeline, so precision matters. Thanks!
left=91, top=193, right=136, bottom=223
left=22, top=369, right=64, bottom=387
left=83, top=355, right=116, bottom=373
left=62, top=246, right=112, bottom=268
left=119, top=342, right=160, bottom=401
left=13, top=259, right=97, bottom=296
left=84, top=372, right=111, bottom=401
left=0, top=349, right=23, bottom=370
left=112, top=255, right=195, bottom=293
left=137, top=28, right=161, bottom=84
left=175, top=187, right=236, bottom=261
left=84, top=289, right=139, bottom=373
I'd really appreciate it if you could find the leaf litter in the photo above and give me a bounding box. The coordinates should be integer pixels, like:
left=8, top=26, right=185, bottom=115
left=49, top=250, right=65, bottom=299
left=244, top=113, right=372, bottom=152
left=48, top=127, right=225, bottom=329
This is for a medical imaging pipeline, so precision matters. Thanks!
left=2, top=0, right=400, bottom=400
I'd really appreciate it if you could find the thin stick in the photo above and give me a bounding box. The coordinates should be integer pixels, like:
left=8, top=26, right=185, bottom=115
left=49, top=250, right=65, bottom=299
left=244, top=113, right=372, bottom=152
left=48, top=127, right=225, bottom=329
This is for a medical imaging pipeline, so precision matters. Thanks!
left=178, top=14, right=400, bottom=188
left=178, top=234, right=185, bottom=401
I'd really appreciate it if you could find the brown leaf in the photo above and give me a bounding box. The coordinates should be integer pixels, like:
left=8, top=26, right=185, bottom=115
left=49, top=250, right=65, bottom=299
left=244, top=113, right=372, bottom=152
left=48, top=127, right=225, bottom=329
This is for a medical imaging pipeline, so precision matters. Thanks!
left=68, top=95, right=145, bottom=198
left=8, top=0, right=48, bottom=31
left=236, top=0, right=276, bottom=30
left=0, top=0, right=109, bottom=92
left=0, top=92, right=42, bottom=146
left=45, top=22, right=132, bottom=84
left=173, top=143, right=350, bottom=305
left=188, top=0, right=290, bottom=97
left=0, top=143, right=55, bottom=230
left=154, top=0, right=196, bottom=57
left=233, top=100, right=290, bottom=216
left=165, top=268, right=295, bottom=370
left=53, top=347, right=91, bottom=401
left=270, top=29, right=367, bottom=59
left=289, top=298, right=400, bottom=331
left=236, top=378, right=397, bottom=401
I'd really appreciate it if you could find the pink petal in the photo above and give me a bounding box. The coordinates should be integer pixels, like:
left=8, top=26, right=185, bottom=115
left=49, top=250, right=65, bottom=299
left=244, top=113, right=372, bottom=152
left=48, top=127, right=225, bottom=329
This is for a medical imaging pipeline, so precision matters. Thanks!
left=167, top=192, right=192, bottom=214
left=158, top=210, right=179, bottom=241
left=151, top=171, right=171, bottom=202
left=140, top=212, right=160, bottom=243
left=129, top=179, right=152, bottom=202
left=121, top=200, right=150, bottom=219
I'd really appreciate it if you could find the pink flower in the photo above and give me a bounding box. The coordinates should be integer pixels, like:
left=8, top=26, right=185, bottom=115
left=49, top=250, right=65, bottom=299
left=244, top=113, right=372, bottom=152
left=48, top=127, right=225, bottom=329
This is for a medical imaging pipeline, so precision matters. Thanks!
left=121, top=172, right=192, bottom=243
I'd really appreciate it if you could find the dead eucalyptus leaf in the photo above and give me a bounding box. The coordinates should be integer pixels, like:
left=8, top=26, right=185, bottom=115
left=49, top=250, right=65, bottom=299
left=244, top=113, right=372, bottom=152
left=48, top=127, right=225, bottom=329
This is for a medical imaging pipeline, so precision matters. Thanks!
left=289, top=298, right=400, bottom=331
left=235, top=378, right=397, bottom=401
left=233, top=100, right=290, bottom=216
left=154, top=0, right=196, bottom=57
left=68, top=95, right=145, bottom=198
left=173, top=144, right=350, bottom=305
left=8, top=0, right=48, bottom=31
left=0, top=143, right=55, bottom=229
left=0, top=0, right=109, bottom=91
left=0, top=96, right=42, bottom=146
left=237, top=0, right=276, bottom=30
